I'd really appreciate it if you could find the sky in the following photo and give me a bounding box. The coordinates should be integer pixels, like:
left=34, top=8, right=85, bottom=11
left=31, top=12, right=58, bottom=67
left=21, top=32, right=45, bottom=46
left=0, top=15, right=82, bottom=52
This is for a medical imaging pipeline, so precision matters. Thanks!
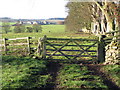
left=0, top=0, right=68, bottom=19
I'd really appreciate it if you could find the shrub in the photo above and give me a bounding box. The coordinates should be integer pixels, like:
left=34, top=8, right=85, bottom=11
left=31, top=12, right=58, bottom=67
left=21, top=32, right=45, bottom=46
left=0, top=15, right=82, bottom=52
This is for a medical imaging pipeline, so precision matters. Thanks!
left=32, top=24, right=42, bottom=33
left=13, top=24, right=26, bottom=33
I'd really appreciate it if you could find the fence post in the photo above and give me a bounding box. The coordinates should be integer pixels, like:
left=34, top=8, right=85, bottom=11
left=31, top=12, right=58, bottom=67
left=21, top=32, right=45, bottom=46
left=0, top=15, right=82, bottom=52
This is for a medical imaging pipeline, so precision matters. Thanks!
left=97, top=35, right=105, bottom=63
left=3, top=38, right=7, bottom=55
left=27, top=37, right=30, bottom=55
left=41, top=35, right=47, bottom=59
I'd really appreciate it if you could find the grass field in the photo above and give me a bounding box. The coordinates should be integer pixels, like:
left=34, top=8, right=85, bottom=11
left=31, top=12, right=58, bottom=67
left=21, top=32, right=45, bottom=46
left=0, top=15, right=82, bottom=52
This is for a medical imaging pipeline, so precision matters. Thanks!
left=2, top=25, right=96, bottom=39
left=2, top=56, right=50, bottom=89
left=2, top=25, right=65, bottom=38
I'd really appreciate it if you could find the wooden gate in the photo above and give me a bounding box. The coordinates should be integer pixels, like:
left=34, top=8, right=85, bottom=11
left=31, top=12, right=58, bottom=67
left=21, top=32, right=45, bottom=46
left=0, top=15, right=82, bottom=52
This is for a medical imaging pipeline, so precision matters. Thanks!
left=38, top=35, right=105, bottom=62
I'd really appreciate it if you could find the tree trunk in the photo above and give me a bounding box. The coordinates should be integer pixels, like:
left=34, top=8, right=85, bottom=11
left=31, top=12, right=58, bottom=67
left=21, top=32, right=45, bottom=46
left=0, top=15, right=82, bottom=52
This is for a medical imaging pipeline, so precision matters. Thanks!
left=94, top=1, right=113, bottom=33
left=106, top=21, right=113, bottom=32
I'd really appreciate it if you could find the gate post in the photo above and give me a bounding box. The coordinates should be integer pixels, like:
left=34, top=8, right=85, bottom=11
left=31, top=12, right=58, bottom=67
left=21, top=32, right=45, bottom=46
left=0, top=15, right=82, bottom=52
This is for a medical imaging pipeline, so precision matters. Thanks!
left=97, top=35, right=106, bottom=63
left=41, top=35, right=47, bottom=59
left=37, top=37, right=42, bottom=56
left=27, top=37, right=31, bottom=55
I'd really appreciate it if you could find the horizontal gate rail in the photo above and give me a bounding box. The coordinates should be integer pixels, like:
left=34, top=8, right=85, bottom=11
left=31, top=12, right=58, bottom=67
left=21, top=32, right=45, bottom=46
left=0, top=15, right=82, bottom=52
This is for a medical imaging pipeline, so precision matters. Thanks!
left=46, top=49, right=97, bottom=52
left=46, top=54, right=97, bottom=57
left=104, top=30, right=120, bottom=43
left=47, top=38, right=98, bottom=41
left=46, top=44, right=97, bottom=47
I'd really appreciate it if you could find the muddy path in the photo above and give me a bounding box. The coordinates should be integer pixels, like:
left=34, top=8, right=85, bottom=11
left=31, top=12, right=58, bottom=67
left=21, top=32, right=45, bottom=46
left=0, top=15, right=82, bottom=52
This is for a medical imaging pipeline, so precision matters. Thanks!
left=45, top=62, right=62, bottom=90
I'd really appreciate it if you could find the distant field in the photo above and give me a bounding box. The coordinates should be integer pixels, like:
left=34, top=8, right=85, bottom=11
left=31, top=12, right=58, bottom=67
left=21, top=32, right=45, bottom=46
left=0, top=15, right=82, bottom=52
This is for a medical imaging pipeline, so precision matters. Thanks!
left=2, top=25, right=66, bottom=38
left=2, top=25, right=96, bottom=39
left=0, top=22, right=16, bottom=26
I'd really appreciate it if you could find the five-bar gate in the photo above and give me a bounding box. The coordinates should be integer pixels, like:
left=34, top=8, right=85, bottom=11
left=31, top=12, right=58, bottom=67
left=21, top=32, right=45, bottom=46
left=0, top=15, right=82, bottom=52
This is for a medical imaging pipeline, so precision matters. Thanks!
left=38, top=35, right=105, bottom=63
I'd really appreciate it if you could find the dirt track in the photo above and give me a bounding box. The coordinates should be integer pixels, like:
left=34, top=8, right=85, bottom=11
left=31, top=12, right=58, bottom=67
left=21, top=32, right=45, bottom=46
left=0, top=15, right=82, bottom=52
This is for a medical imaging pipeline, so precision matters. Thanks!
left=45, top=62, right=62, bottom=89
left=45, top=61, right=120, bottom=89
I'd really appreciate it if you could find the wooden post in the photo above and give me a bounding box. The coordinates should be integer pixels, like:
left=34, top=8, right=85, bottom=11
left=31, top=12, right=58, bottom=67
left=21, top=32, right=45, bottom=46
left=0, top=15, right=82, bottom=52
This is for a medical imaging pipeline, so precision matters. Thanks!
left=41, top=35, right=47, bottom=59
left=97, top=35, right=105, bottom=63
left=3, top=38, right=7, bottom=54
left=27, top=37, right=30, bottom=55
left=37, top=37, right=42, bottom=56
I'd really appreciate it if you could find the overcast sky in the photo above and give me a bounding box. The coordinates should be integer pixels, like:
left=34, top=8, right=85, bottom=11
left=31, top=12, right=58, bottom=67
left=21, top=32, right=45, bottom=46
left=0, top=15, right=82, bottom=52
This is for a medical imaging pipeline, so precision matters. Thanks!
left=0, top=0, right=68, bottom=19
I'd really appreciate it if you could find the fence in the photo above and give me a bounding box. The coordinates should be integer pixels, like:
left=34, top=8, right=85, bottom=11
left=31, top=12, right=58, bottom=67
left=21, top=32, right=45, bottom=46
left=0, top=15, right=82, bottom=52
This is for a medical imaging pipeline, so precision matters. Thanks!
left=104, top=30, right=120, bottom=44
left=1, top=37, right=34, bottom=55
left=1, top=35, right=107, bottom=63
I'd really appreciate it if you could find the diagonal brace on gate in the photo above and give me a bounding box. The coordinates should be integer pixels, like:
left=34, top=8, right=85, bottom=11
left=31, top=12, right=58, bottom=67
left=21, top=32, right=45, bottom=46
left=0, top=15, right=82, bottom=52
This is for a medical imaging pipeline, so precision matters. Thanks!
left=46, top=40, right=72, bottom=59
left=73, top=41, right=97, bottom=59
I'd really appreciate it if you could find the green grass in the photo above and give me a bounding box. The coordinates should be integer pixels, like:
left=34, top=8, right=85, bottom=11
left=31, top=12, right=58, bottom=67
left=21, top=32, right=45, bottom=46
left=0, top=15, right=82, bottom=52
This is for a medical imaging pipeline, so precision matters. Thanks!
left=2, top=56, right=50, bottom=89
left=102, top=65, right=120, bottom=87
left=56, top=64, right=108, bottom=89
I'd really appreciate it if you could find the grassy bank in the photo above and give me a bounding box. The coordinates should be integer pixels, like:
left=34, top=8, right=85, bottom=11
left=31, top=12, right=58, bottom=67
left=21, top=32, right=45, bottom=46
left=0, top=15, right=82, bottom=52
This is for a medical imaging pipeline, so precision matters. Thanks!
left=2, top=56, right=50, bottom=89
left=101, top=65, right=120, bottom=88
left=56, top=64, right=108, bottom=89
